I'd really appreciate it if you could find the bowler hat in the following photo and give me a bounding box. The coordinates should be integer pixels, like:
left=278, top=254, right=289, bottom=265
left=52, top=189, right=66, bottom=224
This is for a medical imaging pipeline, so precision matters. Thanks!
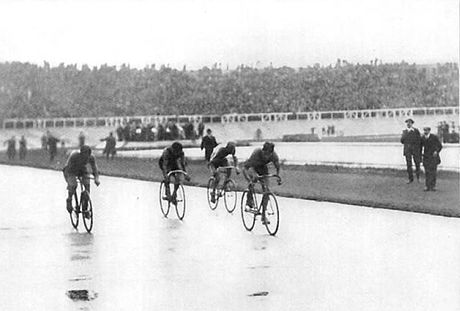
left=405, top=118, right=414, bottom=124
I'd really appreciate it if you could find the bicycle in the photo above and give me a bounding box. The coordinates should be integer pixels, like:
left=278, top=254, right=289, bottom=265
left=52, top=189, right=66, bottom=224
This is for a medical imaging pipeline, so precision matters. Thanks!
left=69, top=177, right=95, bottom=233
left=159, top=170, right=189, bottom=220
left=206, top=166, right=238, bottom=213
left=241, top=174, right=282, bottom=236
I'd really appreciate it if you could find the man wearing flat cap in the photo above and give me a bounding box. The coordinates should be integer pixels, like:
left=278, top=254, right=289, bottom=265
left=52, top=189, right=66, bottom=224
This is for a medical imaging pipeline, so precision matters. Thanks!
left=400, top=118, right=422, bottom=183
left=421, top=127, right=442, bottom=191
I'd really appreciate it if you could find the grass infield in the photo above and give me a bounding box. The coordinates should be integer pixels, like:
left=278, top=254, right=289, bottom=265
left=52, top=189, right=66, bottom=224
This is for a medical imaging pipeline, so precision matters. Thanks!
left=1, top=148, right=459, bottom=218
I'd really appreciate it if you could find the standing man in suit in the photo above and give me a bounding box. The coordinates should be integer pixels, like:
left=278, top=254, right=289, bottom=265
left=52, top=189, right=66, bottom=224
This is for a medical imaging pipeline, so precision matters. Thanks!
left=421, top=127, right=442, bottom=191
left=400, top=118, right=422, bottom=183
left=200, top=128, right=218, bottom=162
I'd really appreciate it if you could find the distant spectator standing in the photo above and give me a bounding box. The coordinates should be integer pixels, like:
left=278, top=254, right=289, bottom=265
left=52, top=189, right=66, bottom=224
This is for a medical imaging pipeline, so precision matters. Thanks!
left=78, top=131, right=86, bottom=147
left=101, top=132, right=117, bottom=160
left=421, top=127, right=442, bottom=191
left=4, top=136, right=16, bottom=160
left=200, top=129, right=218, bottom=162
left=19, top=135, right=27, bottom=160
left=400, top=118, right=422, bottom=183
left=47, top=132, right=60, bottom=162
left=198, top=122, right=205, bottom=138
left=41, top=133, right=48, bottom=150
left=116, top=122, right=124, bottom=141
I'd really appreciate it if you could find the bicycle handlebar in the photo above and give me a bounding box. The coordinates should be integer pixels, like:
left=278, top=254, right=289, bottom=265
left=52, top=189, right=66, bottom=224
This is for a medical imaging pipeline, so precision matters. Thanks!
left=76, top=176, right=96, bottom=181
left=216, top=166, right=239, bottom=172
left=256, top=174, right=282, bottom=184
left=167, top=170, right=189, bottom=178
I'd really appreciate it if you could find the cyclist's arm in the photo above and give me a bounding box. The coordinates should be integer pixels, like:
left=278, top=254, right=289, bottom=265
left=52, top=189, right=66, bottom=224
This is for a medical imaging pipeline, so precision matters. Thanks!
left=232, top=154, right=238, bottom=167
left=179, top=154, right=187, bottom=172
left=88, top=155, right=100, bottom=179
left=272, top=152, right=280, bottom=175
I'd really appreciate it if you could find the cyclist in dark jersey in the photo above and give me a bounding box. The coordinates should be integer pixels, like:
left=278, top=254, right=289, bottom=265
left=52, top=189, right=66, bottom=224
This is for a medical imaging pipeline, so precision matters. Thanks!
left=243, top=142, right=280, bottom=223
left=159, top=142, right=190, bottom=203
left=63, top=145, right=100, bottom=213
left=209, top=142, right=239, bottom=203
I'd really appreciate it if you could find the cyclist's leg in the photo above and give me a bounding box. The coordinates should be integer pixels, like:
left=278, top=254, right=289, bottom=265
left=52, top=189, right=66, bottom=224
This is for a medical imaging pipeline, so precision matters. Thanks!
left=171, top=174, right=182, bottom=204
left=64, top=171, right=78, bottom=211
left=221, top=158, right=231, bottom=188
left=258, top=166, right=270, bottom=222
left=80, top=174, right=91, bottom=211
left=163, top=170, right=171, bottom=199
left=243, top=167, right=257, bottom=208
left=209, top=163, right=218, bottom=194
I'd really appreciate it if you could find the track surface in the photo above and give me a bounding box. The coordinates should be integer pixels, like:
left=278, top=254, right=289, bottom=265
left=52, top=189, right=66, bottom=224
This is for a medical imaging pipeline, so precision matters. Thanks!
left=1, top=165, right=459, bottom=310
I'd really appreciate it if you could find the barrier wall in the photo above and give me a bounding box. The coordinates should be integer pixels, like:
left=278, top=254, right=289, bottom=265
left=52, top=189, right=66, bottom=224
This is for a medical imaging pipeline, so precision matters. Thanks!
left=1, top=106, right=458, bottom=146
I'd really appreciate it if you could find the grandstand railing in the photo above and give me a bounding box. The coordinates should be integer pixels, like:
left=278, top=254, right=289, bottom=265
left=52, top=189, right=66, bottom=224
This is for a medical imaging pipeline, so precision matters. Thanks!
left=2, top=106, right=458, bottom=130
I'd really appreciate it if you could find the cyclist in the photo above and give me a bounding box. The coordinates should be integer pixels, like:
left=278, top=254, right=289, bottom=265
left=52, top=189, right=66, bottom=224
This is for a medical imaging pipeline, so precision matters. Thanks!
left=63, top=145, right=100, bottom=214
left=209, top=141, right=239, bottom=203
left=159, top=142, right=190, bottom=204
left=243, top=141, right=280, bottom=224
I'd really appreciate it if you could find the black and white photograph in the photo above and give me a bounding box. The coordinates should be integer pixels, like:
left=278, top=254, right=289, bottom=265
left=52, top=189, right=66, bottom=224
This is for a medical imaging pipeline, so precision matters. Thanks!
left=0, top=0, right=459, bottom=310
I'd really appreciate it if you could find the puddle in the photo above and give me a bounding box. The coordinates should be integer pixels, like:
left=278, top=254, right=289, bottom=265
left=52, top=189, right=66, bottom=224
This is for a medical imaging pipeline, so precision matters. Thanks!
left=254, top=246, right=267, bottom=251
left=69, top=275, right=91, bottom=282
left=66, top=290, right=98, bottom=301
left=247, top=265, right=270, bottom=270
left=248, top=291, right=269, bottom=297
left=71, top=254, right=90, bottom=261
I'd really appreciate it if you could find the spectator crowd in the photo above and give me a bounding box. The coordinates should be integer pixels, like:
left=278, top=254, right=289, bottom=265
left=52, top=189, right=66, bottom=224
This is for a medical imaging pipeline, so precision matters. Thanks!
left=0, top=60, right=457, bottom=119
left=115, top=120, right=202, bottom=142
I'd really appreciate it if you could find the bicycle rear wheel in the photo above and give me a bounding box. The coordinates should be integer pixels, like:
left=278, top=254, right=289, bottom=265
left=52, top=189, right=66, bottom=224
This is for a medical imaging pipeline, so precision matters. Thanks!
left=241, top=190, right=256, bottom=231
left=159, top=181, right=170, bottom=217
left=263, top=193, right=279, bottom=236
left=206, top=177, right=218, bottom=210
left=175, top=184, right=186, bottom=220
left=223, top=179, right=237, bottom=213
left=69, top=193, right=79, bottom=229
left=82, top=193, right=93, bottom=233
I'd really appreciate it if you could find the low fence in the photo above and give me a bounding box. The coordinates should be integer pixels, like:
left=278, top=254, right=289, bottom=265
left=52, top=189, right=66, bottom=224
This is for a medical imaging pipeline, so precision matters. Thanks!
left=2, top=106, right=458, bottom=130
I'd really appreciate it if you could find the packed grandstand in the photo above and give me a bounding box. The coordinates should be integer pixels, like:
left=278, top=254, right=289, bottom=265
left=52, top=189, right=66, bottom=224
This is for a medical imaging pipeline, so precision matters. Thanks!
left=0, top=61, right=458, bottom=120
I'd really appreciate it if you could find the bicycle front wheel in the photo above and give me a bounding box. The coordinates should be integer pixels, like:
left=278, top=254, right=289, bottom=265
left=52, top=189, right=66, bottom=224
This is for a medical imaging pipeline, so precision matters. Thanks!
left=223, top=179, right=237, bottom=213
left=206, top=177, right=218, bottom=210
left=69, top=193, right=79, bottom=229
left=263, top=193, right=279, bottom=236
left=82, top=194, right=93, bottom=233
left=240, top=190, right=256, bottom=231
left=175, top=185, right=186, bottom=220
left=159, top=181, right=170, bottom=217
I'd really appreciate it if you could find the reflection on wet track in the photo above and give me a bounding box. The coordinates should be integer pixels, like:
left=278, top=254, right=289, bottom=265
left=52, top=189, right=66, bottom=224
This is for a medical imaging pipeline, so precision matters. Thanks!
left=1, top=165, right=460, bottom=310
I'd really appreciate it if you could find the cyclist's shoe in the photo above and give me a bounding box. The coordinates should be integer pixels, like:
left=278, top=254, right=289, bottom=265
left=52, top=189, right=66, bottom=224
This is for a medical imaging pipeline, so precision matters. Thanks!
left=171, top=196, right=177, bottom=206
left=162, top=196, right=169, bottom=201
left=244, top=199, right=255, bottom=212
left=66, top=198, right=72, bottom=213
left=84, top=211, right=91, bottom=219
left=210, top=192, right=216, bottom=203
left=261, top=217, right=270, bottom=225
left=81, top=199, right=88, bottom=212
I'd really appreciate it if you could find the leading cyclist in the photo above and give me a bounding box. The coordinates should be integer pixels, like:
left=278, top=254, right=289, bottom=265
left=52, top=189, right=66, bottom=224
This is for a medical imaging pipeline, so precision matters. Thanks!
left=159, top=142, right=190, bottom=204
left=63, top=145, right=100, bottom=214
left=242, top=141, right=280, bottom=223
left=209, top=141, right=239, bottom=203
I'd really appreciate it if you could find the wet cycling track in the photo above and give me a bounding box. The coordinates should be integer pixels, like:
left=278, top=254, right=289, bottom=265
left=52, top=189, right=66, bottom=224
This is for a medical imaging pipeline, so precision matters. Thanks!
left=1, top=165, right=460, bottom=310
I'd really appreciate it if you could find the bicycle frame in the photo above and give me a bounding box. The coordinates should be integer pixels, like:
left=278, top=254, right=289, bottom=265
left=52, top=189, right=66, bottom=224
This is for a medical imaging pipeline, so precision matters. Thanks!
left=241, top=174, right=282, bottom=235
left=213, top=166, right=238, bottom=192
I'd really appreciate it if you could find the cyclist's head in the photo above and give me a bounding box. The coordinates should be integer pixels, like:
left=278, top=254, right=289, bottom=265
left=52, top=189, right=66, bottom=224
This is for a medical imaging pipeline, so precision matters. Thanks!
left=226, top=141, right=236, bottom=153
left=80, top=145, right=92, bottom=157
left=262, top=141, right=275, bottom=153
left=171, top=142, right=183, bottom=154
